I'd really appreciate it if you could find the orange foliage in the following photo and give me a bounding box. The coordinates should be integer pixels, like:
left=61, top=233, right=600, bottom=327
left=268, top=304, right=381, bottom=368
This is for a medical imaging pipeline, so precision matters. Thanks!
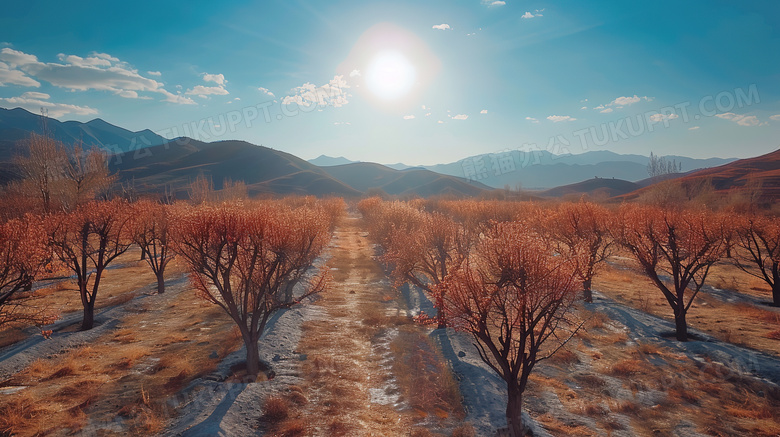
left=47, top=199, right=134, bottom=330
left=170, top=199, right=338, bottom=377
left=439, top=220, right=579, bottom=436
left=617, top=204, right=728, bottom=341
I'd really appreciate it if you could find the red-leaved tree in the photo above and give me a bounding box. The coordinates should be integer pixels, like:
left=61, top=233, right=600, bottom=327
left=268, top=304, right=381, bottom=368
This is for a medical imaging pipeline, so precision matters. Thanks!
left=131, top=200, right=174, bottom=294
left=618, top=204, right=726, bottom=341
left=546, top=201, right=615, bottom=303
left=732, top=213, right=780, bottom=306
left=439, top=221, right=579, bottom=437
left=0, top=215, right=50, bottom=327
left=383, top=211, right=469, bottom=328
left=48, top=199, right=134, bottom=330
left=172, top=202, right=331, bottom=378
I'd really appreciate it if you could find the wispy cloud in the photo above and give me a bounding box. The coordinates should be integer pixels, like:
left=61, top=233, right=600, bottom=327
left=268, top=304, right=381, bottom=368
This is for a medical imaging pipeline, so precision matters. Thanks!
left=689, top=126, right=700, bottom=130
left=0, top=91, right=98, bottom=117
left=147, top=71, right=161, bottom=77
left=522, top=9, right=544, bottom=18
left=403, top=115, right=415, bottom=120
left=547, top=115, right=576, bottom=122
left=484, top=0, right=506, bottom=6
left=649, top=113, right=678, bottom=122
left=0, top=48, right=195, bottom=104
left=432, top=24, right=451, bottom=31
left=257, top=86, right=274, bottom=97
left=525, top=116, right=539, bottom=124
left=451, top=114, right=468, bottom=120
left=480, top=109, right=488, bottom=114
left=349, top=69, right=361, bottom=77
left=769, top=114, right=780, bottom=121
left=282, top=75, right=350, bottom=108
left=715, top=112, right=762, bottom=127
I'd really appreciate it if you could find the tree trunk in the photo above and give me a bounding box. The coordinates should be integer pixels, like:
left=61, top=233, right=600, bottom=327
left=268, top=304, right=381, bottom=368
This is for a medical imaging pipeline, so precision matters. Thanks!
left=140, top=250, right=146, bottom=260
left=506, top=383, right=527, bottom=437
left=244, top=333, right=261, bottom=382
left=81, top=302, right=94, bottom=331
left=772, top=280, right=780, bottom=307
left=156, top=272, right=165, bottom=294
left=674, top=308, right=688, bottom=342
left=436, top=293, right=447, bottom=329
left=583, top=278, right=593, bottom=303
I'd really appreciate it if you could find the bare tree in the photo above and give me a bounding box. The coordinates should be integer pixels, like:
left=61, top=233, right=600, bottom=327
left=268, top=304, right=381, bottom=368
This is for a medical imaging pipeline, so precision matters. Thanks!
left=131, top=200, right=174, bottom=294
left=47, top=199, right=134, bottom=330
left=0, top=215, right=50, bottom=327
left=618, top=204, right=726, bottom=341
left=733, top=213, right=780, bottom=306
left=439, top=221, right=579, bottom=436
left=171, top=202, right=332, bottom=378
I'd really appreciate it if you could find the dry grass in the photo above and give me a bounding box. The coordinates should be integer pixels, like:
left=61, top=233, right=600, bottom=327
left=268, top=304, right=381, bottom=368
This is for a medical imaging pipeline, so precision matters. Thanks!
left=390, top=327, right=464, bottom=421
left=262, top=396, right=290, bottom=423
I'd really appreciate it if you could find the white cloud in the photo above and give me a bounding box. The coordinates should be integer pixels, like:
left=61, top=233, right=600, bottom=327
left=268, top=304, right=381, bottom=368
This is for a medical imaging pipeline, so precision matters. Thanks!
left=186, top=85, right=229, bottom=97
left=0, top=48, right=38, bottom=68
left=422, top=105, right=427, bottom=110
left=547, top=115, right=576, bottom=122
left=0, top=91, right=98, bottom=118
left=485, top=0, right=506, bottom=5
left=649, top=113, right=679, bottom=122
left=452, top=114, right=468, bottom=120
left=0, top=61, right=40, bottom=87
left=600, top=108, right=613, bottom=114
left=202, top=73, right=226, bottom=85
left=147, top=70, right=161, bottom=76
left=333, top=121, right=351, bottom=125
left=160, top=90, right=196, bottom=105
left=689, top=126, right=700, bottom=130
left=19, top=91, right=49, bottom=100
left=611, top=95, right=639, bottom=106
left=403, top=115, right=415, bottom=120
left=425, top=112, right=431, bottom=117
left=349, top=69, right=361, bottom=78
left=480, top=109, right=488, bottom=114
left=282, top=75, right=350, bottom=108
left=525, top=116, right=539, bottom=124
left=522, top=9, right=543, bottom=18
left=580, top=106, right=588, bottom=110
left=715, top=112, right=761, bottom=127
left=257, top=86, right=275, bottom=97
left=432, top=24, right=451, bottom=31
left=437, top=120, right=444, bottom=124
left=0, top=48, right=195, bottom=104
left=769, top=114, right=780, bottom=121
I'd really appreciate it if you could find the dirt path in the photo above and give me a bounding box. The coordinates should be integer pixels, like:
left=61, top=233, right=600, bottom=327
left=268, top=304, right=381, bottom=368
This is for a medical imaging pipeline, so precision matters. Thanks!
left=286, top=216, right=417, bottom=435
left=265, top=215, right=464, bottom=436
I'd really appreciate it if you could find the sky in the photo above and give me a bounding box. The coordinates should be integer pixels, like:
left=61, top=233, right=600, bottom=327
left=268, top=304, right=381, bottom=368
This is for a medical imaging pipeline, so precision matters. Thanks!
left=0, top=0, right=779, bottom=165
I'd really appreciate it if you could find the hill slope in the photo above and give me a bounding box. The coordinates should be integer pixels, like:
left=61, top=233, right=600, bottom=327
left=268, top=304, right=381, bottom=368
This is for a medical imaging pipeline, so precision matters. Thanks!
left=0, top=107, right=166, bottom=159
left=112, top=138, right=361, bottom=198
left=319, top=162, right=490, bottom=197
left=538, top=177, right=641, bottom=199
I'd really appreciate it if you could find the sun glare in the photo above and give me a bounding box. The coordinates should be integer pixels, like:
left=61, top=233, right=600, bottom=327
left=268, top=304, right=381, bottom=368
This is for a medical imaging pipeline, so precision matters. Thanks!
left=365, top=51, right=416, bottom=101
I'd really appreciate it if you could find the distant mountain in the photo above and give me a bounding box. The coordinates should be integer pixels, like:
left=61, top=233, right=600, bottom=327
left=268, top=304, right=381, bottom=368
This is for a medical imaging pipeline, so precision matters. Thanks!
left=307, top=155, right=357, bottom=167
left=0, top=107, right=166, bottom=160
left=537, top=177, right=641, bottom=199
left=622, top=148, right=780, bottom=201
left=319, top=162, right=490, bottom=197
left=421, top=150, right=737, bottom=189
left=112, top=138, right=362, bottom=198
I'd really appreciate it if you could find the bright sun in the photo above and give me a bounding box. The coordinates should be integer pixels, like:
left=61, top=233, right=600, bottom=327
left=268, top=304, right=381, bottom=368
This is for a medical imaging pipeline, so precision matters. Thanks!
left=365, top=51, right=416, bottom=101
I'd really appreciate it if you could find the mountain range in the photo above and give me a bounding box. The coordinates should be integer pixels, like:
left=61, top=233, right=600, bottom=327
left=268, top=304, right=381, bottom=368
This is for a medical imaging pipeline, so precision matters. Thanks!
left=0, top=106, right=776, bottom=200
left=308, top=151, right=737, bottom=190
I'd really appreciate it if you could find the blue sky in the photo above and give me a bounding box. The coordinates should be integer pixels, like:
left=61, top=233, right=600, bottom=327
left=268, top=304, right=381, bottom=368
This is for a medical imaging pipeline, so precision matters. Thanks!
left=0, top=0, right=778, bottom=165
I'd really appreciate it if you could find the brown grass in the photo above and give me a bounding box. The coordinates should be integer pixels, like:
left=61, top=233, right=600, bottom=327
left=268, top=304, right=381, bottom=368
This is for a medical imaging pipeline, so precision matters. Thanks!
left=262, top=396, right=290, bottom=423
